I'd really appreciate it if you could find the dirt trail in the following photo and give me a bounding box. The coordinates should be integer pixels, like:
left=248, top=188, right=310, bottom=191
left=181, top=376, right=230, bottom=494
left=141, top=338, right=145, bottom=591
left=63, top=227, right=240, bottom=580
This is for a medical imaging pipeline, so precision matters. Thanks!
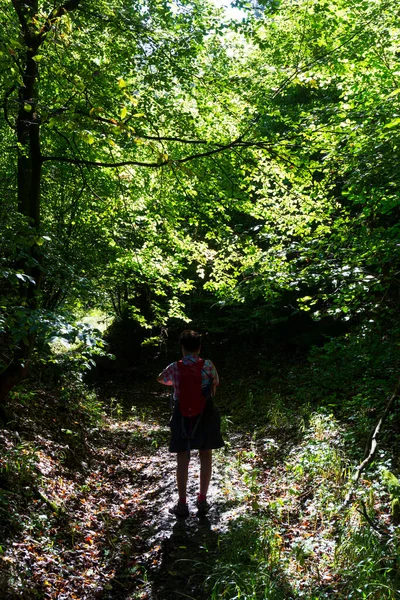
left=2, top=374, right=302, bottom=599
left=97, top=381, right=247, bottom=600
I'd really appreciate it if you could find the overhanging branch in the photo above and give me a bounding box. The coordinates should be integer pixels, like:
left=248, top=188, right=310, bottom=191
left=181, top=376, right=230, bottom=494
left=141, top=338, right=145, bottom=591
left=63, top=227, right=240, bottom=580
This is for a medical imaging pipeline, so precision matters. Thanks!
left=87, top=113, right=210, bottom=145
left=42, top=156, right=163, bottom=168
left=41, top=137, right=272, bottom=168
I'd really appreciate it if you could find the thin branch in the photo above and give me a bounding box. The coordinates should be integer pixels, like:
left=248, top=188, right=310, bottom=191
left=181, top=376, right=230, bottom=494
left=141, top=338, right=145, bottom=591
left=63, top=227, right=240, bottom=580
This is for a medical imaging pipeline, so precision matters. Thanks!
left=361, top=377, right=400, bottom=470
left=341, top=377, right=400, bottom=509
left=41, top=136, right=259, bottom=168
left=42, top=156, right=163, bottom=168
left=78, top=110, right=256, bottom=148
left=357, top=500, right=390, bottom=539
left=177, top=142, right=244, bottom=164
left=87, top=114, right=211, bottom=145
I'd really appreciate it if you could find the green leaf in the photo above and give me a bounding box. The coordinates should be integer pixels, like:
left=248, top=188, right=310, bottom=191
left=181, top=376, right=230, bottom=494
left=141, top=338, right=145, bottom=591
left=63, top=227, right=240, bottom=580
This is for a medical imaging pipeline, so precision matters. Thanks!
left=385, top=88, right=400, bottom=99
left=383, top=118, right=400, bottom=129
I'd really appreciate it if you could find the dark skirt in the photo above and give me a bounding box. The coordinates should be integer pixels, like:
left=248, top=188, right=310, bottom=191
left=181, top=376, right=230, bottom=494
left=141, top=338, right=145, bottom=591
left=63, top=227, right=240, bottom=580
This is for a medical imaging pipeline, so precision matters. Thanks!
left=168, top=398, right=225, bottom=453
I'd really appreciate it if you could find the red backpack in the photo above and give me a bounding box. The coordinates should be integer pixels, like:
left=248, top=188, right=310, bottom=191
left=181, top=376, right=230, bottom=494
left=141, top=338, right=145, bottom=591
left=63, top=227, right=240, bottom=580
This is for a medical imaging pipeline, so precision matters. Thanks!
left=177, top=358, right=207, bottom=417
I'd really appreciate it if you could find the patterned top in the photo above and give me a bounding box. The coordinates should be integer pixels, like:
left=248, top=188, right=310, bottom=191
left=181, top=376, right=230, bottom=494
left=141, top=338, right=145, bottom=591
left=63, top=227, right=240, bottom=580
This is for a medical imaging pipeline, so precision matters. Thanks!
left=161, top=354, right=219, bottom=401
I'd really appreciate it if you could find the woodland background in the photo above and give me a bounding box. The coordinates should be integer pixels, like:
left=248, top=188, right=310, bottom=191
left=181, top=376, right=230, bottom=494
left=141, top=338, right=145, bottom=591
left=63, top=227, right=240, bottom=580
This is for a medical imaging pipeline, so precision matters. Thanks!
left=0, top=0, right=400, bottom=597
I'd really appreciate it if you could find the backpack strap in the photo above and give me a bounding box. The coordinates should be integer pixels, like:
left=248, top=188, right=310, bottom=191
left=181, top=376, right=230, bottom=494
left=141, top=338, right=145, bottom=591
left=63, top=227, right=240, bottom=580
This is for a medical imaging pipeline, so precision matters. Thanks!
left=184, top=357, right=213, bottom=384
left=181, top=412, right=204, bottom=456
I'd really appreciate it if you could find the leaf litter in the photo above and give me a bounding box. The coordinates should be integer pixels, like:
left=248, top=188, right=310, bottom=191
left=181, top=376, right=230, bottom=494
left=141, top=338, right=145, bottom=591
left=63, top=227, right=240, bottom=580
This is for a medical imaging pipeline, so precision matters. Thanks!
left=0, top=382, right=251, bottom=600
left=1, top=381, right=397, bottom=599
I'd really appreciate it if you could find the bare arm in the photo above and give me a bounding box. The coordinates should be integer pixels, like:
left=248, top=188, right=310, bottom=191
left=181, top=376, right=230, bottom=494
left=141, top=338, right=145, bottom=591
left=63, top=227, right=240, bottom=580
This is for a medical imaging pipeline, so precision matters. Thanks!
left=209, top=361, right=219, bottom=397
left=157, top=371, right=173, bottom=385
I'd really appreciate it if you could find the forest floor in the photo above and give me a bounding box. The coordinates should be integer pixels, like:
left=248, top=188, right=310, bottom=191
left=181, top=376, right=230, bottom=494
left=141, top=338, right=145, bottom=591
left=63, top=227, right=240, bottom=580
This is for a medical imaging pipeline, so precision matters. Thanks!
left=0, top=378, right=266, bottom=599
left=1, top=371, right=397, bottom=599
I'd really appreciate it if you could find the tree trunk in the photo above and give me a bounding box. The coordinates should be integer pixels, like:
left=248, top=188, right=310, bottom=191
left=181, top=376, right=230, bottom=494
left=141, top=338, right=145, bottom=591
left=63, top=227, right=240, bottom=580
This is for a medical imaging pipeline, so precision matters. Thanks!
left=0, top=3, right=42, bottom=408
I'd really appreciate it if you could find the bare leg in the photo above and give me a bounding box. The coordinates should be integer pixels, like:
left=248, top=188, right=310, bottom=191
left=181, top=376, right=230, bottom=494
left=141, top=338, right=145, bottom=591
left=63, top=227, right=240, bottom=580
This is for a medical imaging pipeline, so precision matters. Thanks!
left=199, top=449, right=212, bottom=496
left=176, top=451, right=190, bottom=499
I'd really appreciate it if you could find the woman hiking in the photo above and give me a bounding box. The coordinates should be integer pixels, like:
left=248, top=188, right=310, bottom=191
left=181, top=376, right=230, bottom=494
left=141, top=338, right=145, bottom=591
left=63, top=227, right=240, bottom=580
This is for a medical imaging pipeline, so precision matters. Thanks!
left=157, top=330, right=224, bottom=517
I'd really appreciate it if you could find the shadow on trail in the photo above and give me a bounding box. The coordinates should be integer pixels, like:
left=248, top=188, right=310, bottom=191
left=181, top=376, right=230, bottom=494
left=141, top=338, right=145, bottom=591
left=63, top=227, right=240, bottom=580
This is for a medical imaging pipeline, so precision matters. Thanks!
left=100, top=439, right=231, bottom=599
left=106, top=514, right=220, bottom=600
left=151, top=516, right=219, bottom=600
left=94, top=382, right=229, bottom=599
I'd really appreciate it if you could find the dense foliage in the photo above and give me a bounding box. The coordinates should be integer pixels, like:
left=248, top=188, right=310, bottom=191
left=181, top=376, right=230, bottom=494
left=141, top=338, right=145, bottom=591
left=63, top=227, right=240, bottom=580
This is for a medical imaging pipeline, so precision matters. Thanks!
left=1, top=0, right=399, bottom=597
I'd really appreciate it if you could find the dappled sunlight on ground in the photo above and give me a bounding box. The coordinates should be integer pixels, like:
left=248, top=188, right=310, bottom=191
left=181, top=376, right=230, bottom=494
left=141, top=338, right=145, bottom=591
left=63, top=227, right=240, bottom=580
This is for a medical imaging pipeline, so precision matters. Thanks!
left=0, top=384, right=250, bottom=599
left=1, top=382, right=398, bottom=599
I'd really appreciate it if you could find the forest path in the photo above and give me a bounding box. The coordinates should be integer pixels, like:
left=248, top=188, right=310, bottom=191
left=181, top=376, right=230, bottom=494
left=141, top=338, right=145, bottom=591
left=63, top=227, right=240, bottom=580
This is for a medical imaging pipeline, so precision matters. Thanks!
left=1, top=377, right=254, bottom=600
left=97, top=379, right=249, bottom=600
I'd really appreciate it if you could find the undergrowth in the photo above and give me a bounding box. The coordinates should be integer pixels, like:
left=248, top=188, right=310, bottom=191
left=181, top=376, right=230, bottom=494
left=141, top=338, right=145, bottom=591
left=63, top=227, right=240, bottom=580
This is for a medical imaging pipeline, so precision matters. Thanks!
left=207, top=410, right=400, bottom=599
left=208, top=324, right=400, bottom=599
left=1, top=321, right=399, bottom=598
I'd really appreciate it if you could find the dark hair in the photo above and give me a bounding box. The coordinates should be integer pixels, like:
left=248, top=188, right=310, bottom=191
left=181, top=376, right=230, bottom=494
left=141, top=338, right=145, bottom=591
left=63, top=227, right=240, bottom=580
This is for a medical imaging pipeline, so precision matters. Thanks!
left=179, top=330, right=202, bottom=352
